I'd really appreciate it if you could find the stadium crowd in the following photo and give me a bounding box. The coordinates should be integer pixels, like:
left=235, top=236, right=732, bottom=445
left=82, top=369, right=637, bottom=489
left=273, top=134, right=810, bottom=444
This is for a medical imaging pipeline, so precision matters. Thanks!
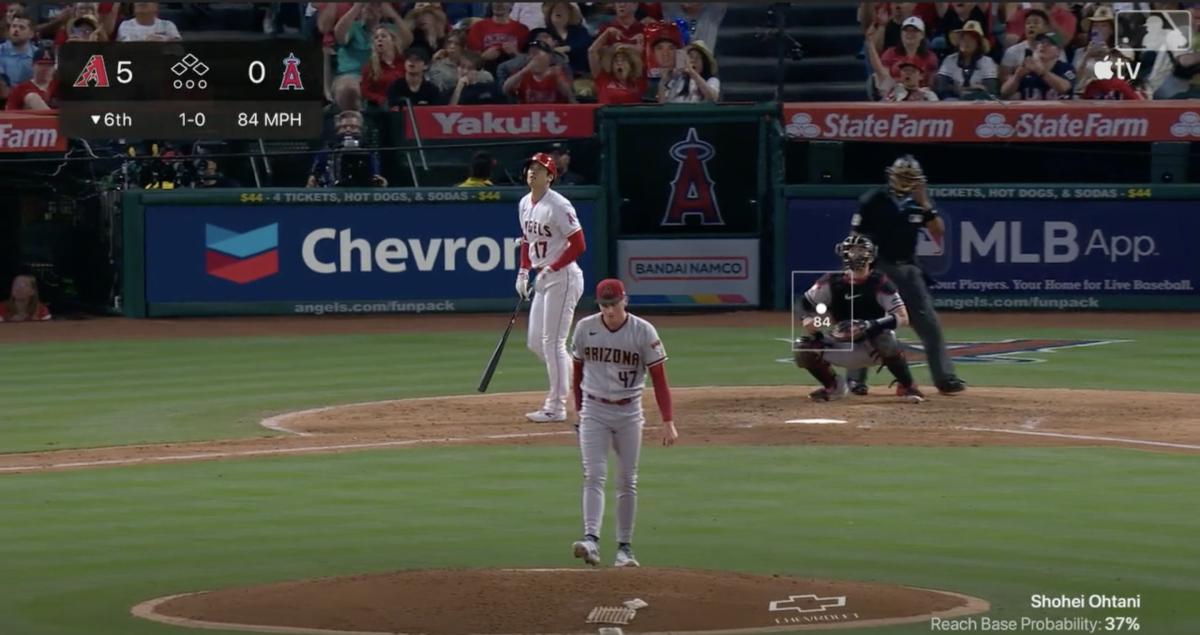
left=862, top=2, right=1200, bottom=101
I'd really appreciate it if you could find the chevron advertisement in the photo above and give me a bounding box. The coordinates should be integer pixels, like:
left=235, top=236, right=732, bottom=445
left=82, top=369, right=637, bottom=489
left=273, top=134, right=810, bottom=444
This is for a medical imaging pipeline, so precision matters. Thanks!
left=142, top=203, right=595, bottom=310
left=785, top=198, right=1200, bottom=310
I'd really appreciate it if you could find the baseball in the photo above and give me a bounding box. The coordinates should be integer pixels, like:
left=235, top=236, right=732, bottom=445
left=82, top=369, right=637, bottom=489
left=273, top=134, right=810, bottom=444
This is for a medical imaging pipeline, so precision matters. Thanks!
left=816, top=302, right=828, bottom=315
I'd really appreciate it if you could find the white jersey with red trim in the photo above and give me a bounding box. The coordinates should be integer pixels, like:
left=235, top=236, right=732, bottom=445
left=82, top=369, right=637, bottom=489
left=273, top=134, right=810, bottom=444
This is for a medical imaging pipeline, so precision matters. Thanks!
left=571, top=312, right=667, bottom=402
left=519, top=188, right=582, bottom=269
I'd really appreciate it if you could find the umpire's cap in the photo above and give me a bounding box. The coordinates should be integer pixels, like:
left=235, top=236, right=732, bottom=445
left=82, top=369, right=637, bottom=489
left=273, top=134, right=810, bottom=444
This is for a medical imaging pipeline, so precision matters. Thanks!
left=524, top=152, right=557, bottom=180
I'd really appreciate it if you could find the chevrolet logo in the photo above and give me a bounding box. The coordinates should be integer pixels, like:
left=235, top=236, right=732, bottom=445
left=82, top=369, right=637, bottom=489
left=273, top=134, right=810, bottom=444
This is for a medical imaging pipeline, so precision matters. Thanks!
left=768, top=594, right=847, bottom=614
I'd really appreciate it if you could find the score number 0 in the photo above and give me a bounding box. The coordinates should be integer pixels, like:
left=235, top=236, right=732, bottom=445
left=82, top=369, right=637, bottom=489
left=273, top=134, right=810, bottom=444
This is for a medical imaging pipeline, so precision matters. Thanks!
left=248, top=61, right=266, bottom=84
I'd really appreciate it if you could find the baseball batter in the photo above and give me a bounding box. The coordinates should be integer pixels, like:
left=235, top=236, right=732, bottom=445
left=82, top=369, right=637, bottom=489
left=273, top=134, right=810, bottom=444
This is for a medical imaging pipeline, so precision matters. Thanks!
left=795, top=235, right=926, bottom=403
left=569, top=279, right=678, bottom=568
left=516, top=152, right=586, bottom=423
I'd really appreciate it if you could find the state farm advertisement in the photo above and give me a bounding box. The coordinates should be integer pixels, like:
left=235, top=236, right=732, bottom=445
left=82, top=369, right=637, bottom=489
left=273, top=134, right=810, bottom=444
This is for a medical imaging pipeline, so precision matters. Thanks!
left=619, top=238, right=760, bottom=307
left=782, top=102, right=1200, bottom=143
left=404, top=104, right=598, bottom=140
left=0, top=112, right=66, bottom=153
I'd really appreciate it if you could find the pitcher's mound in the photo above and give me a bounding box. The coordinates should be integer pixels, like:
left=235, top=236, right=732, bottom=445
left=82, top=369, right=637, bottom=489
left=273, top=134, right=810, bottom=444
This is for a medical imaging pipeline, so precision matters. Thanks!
left=135, top=568, right=989, bottom=634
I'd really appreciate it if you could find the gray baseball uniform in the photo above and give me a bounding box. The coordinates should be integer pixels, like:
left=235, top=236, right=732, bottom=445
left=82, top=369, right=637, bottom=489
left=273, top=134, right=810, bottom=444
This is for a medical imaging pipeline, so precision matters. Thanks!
left=571, top=312, right=667, bottom=544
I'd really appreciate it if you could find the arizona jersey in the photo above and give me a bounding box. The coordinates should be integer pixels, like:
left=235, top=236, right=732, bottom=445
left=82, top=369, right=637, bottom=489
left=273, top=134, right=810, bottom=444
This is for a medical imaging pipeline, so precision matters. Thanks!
left=571, top=313, right=667, bottom=401
left=803, top=271, right=904, bottom=322
left=519, top=189, right=582, bottom=269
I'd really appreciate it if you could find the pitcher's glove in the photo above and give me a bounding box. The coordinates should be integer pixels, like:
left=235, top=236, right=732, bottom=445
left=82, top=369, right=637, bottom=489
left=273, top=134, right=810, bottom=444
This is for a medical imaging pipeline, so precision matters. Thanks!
left=831, top=319, right=872, bottom=343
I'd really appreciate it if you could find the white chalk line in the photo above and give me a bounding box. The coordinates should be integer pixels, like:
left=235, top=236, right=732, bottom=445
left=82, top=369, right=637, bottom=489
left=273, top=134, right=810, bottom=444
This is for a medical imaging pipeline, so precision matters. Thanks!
left=957, top=426, right=1200, bottom=450
left=0, top=430, right=574, bottom=473
left=259, top=391, right=542, bottom=437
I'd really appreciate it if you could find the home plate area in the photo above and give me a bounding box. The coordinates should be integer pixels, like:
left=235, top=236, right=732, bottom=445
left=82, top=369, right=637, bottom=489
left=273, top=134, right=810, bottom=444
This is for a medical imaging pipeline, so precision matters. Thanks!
left=133, top=568, right=989, bottom=634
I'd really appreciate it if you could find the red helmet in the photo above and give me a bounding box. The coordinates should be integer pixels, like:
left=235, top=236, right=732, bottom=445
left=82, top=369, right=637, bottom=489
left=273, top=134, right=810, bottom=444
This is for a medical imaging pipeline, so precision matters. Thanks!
left=524, top=152, right=557, bottom=180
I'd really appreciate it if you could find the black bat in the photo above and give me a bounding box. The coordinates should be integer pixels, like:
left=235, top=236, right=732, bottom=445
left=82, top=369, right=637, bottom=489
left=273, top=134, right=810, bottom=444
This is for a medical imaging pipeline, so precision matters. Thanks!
left=477, top=296, right=526, bottom=393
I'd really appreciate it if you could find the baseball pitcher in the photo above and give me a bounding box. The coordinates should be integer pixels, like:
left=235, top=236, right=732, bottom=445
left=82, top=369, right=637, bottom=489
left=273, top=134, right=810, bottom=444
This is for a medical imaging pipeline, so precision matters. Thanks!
left=516, top=152, right=586, bottom=423
left=569, top=279, right=678, bottom=568
left=795, top=235, right=926, bottom=403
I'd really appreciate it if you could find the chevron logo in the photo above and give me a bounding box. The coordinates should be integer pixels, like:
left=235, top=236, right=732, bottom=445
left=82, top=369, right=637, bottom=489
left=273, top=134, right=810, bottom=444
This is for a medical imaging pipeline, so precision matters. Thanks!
left=204, top=223, right=279, bottom=283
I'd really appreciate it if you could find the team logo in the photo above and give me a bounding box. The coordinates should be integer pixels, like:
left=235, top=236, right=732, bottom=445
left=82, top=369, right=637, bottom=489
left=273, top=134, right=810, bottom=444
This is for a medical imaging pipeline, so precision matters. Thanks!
left=73, top=54, right=110, bottom=87
left=903, top=339, right=1126, bottom=364
left=769, top=595, right=847, bottom=614
left=279, top=53, right=304, bottom=91
left=661, top=127, right=724, bottom=227
left=205, top=223, right=279, bottom=283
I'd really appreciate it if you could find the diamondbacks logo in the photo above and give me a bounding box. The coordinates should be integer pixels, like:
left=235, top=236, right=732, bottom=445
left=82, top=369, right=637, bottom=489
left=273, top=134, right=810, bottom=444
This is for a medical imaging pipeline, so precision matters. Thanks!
left=279, top=53, right=304, bottom=91
left=662, top=127, right=724, bottom=226
left=205, top=223, right=279, bottom=283
left=73, top=54, right=110, bottom=87
left=903, top=339, right=1126, bottom=364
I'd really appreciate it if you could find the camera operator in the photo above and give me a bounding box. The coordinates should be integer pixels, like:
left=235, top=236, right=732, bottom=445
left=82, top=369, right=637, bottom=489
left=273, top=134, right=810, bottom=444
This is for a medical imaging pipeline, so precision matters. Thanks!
left=306, top=110, right=387, bottom=188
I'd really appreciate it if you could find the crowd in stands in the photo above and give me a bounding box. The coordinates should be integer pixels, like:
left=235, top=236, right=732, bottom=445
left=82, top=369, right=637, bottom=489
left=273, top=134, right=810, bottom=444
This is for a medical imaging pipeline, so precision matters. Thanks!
left=862, top=2, right=1200, bottom=101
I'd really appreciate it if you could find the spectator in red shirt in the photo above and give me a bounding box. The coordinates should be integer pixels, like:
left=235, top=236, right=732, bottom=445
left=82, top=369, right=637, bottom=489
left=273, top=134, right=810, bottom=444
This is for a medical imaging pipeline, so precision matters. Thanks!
left=0, top=274, right=51, bottom=322
left=880, top=16, right=938, bottom=85
left=589, top=38, right=645, bottom=104
left=48, top=2, right=117, bottom=46
left=467, top=2, right=529, bottom=71
left=598, top=2, right=644, bottom=46
left=5, top=47, right=56, bottom=110
left=360, top=25, right=408, bottom=108
left=1003, top=2, right=1075, bottom=50
left=503, top=40, right=575, bottom=103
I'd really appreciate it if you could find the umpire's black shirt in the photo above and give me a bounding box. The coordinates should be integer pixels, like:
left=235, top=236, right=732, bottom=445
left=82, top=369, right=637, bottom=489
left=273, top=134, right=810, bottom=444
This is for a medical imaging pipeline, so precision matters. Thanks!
left=852, top=187, right=938, bottom=264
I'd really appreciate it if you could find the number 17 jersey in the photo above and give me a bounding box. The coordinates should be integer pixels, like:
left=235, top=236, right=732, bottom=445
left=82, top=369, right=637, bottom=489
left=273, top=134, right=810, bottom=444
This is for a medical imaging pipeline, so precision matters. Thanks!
left=571, top=313, right=667, bottom=401
left=519, top=188, right=582, bottom=269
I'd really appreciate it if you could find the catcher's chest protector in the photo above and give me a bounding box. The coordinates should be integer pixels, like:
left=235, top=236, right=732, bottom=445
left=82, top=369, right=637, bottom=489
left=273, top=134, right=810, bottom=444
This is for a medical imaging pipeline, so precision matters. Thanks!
left=823, top=272, right=893, bottom=322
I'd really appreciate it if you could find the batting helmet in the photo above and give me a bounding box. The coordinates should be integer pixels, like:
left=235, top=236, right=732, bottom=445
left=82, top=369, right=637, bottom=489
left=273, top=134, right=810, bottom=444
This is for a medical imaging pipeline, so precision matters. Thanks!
left=524, top=152, right=558, bottom=181
left=886, top=154, right=926, bottom=194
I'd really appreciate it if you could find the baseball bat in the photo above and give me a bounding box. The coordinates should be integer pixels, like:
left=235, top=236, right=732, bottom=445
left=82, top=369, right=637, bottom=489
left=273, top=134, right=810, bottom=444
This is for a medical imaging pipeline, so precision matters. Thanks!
left=477, top=296, right=526, bottom=393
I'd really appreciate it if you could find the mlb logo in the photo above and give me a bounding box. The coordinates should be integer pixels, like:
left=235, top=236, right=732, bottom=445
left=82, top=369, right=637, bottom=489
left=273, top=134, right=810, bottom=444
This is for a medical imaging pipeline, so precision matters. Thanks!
left=205, top=223, right=279, bottom=283
left=1115, top=10, right=1192, bottom=52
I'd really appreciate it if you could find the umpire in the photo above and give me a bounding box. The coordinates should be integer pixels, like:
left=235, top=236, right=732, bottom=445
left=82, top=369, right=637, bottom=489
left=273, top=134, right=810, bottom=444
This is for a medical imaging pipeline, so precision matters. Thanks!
left=846, top=155, right=966, bottom=395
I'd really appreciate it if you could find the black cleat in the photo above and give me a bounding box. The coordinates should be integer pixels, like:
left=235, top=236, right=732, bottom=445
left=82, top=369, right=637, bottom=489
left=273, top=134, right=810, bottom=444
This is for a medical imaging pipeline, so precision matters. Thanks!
left=936, top=377, right=968, bottom=394
left=848, top=380, right=869, bottom=396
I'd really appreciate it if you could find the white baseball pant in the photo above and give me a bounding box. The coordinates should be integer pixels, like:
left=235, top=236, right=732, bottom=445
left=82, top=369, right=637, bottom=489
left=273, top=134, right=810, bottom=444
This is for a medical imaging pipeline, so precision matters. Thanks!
left=527, top=263, right=583, bottom=414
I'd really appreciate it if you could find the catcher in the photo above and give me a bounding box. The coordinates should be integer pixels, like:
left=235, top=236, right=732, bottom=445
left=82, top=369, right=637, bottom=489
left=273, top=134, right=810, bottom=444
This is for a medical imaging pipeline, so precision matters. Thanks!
left=794, top=234, right=926, bottom=404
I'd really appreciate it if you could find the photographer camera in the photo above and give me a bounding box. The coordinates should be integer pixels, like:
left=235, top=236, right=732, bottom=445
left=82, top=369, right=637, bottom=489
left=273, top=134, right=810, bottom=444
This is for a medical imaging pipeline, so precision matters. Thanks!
left=307, top=110, right=387, bottom=188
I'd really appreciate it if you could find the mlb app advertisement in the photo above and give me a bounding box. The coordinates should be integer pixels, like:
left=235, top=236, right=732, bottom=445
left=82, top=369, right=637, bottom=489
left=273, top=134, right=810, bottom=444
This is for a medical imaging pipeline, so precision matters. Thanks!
left=785, top=198, right=1200, bottom=310
left=143, top=202, right=595, bottom=311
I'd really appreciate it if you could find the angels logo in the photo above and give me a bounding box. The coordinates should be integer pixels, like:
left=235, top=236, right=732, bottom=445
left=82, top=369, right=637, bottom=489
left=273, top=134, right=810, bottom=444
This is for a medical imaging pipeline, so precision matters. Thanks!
left=661, top=127, right=724, bottom=226
left=73, top=54, right=110, bottom=88
left=279, top=53, right=304, bottom=91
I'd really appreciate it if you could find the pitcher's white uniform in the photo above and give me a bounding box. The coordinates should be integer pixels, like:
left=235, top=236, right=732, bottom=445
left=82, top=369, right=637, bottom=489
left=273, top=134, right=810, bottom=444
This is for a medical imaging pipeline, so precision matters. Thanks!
left=521, top=188, right=585, bottom=418
left=570, top=312, right=667, bottom=548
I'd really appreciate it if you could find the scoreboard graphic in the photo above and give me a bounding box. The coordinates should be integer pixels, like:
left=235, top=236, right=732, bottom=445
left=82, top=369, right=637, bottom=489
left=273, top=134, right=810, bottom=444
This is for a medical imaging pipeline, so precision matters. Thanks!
left=57, top=42, right=323, bottom=140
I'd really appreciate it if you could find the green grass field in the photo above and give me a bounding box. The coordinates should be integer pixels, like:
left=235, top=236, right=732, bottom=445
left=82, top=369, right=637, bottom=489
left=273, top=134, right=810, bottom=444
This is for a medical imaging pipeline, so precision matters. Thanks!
left=2, top=321, right=1198, bottom=635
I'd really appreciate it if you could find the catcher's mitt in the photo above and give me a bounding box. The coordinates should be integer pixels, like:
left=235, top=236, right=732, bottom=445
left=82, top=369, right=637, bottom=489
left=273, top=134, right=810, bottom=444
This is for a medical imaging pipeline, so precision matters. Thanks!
left=830, top=319, right=872, bottom=343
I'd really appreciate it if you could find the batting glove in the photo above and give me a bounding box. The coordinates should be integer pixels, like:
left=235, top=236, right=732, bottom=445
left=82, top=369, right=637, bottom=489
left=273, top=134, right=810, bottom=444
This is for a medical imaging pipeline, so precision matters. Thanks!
left=515, top=269, right=531, bottom=299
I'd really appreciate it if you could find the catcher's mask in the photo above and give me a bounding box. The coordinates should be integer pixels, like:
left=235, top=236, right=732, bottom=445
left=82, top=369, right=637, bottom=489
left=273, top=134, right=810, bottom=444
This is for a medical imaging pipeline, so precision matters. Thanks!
left=887, top=154, right=926, bottom=194
left=836, top=234, right=877, bottom=270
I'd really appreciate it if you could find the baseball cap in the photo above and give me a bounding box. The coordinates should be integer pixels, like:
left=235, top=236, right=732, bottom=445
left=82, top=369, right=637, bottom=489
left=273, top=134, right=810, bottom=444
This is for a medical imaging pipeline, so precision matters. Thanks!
left=901, top=16, right=925, bottom=33
left=547, top=142, right=569, bottom=156
left=894, top=55, right=922, bottom=71
left=596, top=279, right=626, bottom=305
left=32, top=48, right=55, bottom=66
left=1035, top=31, right=1063, bottom=47
left=528, top=39, right=555, bottom=56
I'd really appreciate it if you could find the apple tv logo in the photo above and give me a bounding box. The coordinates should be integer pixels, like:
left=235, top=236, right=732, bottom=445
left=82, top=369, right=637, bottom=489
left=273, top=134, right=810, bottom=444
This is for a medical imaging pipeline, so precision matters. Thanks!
left=1092, top=56, right=1141, bottom=81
